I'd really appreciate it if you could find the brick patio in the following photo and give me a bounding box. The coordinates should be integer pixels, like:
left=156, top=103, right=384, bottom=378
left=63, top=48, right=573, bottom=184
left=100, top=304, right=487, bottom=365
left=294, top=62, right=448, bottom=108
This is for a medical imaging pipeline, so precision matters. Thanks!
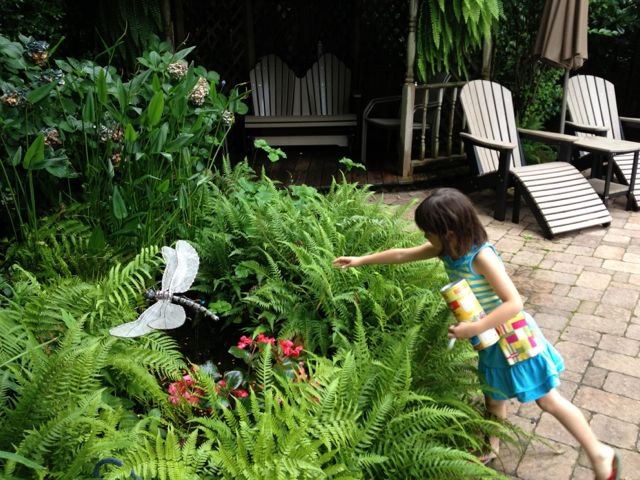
left=377, top=188, right=640, bottom=480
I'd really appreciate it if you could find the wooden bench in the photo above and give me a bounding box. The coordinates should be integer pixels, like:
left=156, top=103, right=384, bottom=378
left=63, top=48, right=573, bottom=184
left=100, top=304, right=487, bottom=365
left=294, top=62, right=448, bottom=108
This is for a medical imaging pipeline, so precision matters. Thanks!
left=245, top=54, right=357, bottom=147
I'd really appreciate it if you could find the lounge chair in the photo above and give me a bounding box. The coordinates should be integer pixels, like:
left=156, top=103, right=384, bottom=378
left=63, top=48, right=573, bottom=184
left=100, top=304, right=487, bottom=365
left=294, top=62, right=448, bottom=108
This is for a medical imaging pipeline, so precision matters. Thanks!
left=459, top=80, right=611, bottom=239
left=566, top=74, right=640, bottom=210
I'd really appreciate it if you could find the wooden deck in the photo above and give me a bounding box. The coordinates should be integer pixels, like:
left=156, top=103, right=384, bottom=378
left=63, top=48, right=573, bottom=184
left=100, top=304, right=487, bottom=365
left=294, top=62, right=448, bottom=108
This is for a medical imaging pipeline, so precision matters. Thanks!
left=247, top=146, right=474, bottom=191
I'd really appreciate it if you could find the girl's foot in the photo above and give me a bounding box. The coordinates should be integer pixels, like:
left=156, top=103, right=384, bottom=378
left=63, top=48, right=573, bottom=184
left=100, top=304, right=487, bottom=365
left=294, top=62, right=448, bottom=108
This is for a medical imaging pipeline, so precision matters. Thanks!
left=477, top=452, right=497, bottom=465
left=593, top=445, right=619, bottom=480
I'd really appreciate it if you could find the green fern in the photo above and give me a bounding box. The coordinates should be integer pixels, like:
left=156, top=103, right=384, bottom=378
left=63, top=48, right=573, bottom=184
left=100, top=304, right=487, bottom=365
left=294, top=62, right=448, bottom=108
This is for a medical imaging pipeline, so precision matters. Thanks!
left=0, top=254, right=189, bottom=477
left=417, top=0, right=502, bottom=80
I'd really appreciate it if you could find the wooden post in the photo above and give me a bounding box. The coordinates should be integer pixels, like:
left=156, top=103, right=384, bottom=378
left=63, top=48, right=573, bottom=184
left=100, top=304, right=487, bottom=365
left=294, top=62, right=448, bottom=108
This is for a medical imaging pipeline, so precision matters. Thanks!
left=481, top=35, right=492, bottom=80
left=399, top=0, right=418, bottom=177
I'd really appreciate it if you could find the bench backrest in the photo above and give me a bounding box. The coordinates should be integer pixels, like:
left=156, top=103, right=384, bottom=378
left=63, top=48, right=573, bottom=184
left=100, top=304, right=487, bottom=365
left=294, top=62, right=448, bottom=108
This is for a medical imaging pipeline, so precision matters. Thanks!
left=249, top=53, right=351, bottom=117
left=566, top=75, right=622, bottom=140
left=249, top=55, right=301, bottom=116
left=460, top=80, right=525, bottom=175
left=300, top=53, right=351, bottom=115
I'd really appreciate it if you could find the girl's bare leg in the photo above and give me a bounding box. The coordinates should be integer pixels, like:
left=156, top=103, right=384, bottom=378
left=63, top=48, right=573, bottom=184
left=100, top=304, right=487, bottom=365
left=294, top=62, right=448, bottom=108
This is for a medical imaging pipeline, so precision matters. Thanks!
left=536, top=389, right=616, bottom=480
left=485, top=395, right=507, bottom=455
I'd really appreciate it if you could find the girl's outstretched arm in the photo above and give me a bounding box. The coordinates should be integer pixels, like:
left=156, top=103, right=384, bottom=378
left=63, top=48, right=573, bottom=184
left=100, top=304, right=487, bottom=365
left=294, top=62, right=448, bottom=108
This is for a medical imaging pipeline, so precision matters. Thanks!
left=449, top=247, right=523, bottom=339
left=332, top=242, right=440, bottom=269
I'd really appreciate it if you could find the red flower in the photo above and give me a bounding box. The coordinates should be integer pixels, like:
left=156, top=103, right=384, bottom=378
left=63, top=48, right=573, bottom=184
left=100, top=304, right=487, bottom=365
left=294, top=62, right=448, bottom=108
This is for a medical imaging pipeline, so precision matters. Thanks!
left=256, top=333, right=275, bottom=345
left=279, top=339, right=303, bottom=357
left=237, top=335, right=253, bottom=349
left=231, top=388, right=248, bottom=398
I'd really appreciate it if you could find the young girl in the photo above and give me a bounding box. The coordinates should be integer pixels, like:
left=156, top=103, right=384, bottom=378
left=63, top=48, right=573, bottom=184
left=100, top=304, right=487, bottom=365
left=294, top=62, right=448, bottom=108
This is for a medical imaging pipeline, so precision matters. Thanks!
left=332, top=188, right=620, bottom=480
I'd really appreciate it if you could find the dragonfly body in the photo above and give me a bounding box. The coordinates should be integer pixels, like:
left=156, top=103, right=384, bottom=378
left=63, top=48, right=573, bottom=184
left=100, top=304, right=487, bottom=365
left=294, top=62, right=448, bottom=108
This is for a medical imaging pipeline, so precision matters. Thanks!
left=144, top=289, right=218, bottom=321
left=110, top=240, right=218, bottom=338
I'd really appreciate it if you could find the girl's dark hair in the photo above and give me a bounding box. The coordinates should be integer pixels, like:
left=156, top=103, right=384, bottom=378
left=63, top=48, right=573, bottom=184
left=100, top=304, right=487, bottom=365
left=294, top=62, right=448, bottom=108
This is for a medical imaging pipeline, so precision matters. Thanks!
left=414, top=188, right=487, bottom=258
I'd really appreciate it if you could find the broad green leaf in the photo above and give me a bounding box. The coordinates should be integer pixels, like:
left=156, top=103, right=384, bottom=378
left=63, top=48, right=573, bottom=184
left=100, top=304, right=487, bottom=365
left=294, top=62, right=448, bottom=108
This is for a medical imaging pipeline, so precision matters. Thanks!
left=83, top=91, right=95, bottom=122
left=228, top=346, right=251, bottom=361
left=41, top=153, right=77, bottom=177
left=116, top=80, right=128, bottom=112
left=172, top=46, right=195, bottom=61
left=88, top=226, right=106, bottom=252
left=149, top=51, right=161, bottom=68
left=0, top=451, right=45, bottom=471
left=151, top=73, right=162, bottom=91
left=178, top=184, right=188, bottom=209
left=124, top=123, right=138, bottom=142
left=223, top=370, right=244, bottom=390
left=112, top=185, right=128, bottom=220
left=23, top=134, right=45, bottom=169
left=156, top=179, right=170, bottom=193
left=45, top=158, right=78, bottom=178
left=96, top=68, right=107, bottom=104
left=146, top=91, right=164, bottom=127
left=9, top=147, right=21, bottom=166
left=26, top=81, right=56, bottom=104
left=165, top=133, right=194, bottom=152
left=149, top=122, right=169, bottom=153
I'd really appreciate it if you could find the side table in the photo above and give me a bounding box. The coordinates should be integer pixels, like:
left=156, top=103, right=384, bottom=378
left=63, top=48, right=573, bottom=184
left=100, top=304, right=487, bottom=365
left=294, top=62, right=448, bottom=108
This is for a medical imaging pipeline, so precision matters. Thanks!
left=572, top=137, right=640, bottom=210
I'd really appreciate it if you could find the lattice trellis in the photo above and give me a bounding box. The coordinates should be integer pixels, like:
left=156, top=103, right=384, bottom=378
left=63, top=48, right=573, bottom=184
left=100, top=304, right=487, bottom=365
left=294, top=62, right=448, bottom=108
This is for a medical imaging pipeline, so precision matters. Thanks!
left=182, top=0, right=249, bottom=87
left=180, top=0, right=409, bottom=102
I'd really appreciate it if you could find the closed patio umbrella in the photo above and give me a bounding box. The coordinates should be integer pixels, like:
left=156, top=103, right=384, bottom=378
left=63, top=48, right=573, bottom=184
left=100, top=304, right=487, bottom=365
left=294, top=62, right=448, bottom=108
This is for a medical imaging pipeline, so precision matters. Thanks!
left=534, top=0, right=589, bottom=133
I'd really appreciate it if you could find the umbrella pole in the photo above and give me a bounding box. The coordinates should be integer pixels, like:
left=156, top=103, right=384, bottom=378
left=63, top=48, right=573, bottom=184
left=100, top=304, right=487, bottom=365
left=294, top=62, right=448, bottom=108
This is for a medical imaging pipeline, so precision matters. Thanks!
left=559, top=68, right=569, bottom=134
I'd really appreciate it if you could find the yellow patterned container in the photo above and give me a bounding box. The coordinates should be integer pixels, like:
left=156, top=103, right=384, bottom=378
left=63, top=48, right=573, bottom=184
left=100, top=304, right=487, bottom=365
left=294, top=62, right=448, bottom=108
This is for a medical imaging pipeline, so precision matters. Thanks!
left=440, top=279, right=500, bottom=350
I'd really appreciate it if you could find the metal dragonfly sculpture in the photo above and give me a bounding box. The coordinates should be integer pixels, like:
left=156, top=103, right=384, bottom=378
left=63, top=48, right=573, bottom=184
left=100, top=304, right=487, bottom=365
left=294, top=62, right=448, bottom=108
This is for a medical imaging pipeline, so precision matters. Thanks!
left=110, top=240, right=218, bottom=338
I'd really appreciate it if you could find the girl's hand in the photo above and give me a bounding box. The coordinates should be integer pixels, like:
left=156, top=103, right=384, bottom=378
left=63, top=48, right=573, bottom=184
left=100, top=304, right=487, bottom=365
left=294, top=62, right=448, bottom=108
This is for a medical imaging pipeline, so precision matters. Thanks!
left=448, top=322, right=479, bottom=339
left=332, top=256, right=362, bottom=269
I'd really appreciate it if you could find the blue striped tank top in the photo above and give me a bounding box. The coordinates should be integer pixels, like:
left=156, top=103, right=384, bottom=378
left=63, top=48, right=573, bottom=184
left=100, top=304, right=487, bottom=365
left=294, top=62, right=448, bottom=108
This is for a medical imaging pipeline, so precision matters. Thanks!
left=441, top=242, right=502, bottom=313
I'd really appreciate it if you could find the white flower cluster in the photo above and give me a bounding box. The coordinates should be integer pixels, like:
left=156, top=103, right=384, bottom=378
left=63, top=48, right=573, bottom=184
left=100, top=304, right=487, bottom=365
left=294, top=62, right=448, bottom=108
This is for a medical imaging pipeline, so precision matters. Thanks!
left=189, top=77, right=210, bottom=106
left=167, top=61, right=188, bottom=80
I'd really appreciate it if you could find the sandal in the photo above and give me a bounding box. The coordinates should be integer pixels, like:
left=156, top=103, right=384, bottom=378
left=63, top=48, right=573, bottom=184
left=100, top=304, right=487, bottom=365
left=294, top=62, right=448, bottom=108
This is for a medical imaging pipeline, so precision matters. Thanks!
left=605, top=450, right=621, bottom=480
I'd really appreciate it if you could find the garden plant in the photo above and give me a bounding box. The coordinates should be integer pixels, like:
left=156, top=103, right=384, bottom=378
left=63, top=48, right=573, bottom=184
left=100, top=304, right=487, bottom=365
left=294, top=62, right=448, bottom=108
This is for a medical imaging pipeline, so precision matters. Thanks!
left=0, top=14, right=527, bottom=479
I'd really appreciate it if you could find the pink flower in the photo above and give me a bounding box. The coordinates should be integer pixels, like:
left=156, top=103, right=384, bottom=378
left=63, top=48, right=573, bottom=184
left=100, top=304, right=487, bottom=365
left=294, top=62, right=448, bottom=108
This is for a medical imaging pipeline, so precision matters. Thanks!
left=231, top=389, right=248, bottom=398
left=237, top=335, right=253, bottom=349
left=256, top=333, right=275, bottom=345
left=168, top=383, right=179, bottom=396
left=168, top=396, right=180, bottom=404
left=218, top=379, right=226, bottom=387
left=182, top=374, right=194, bottom=386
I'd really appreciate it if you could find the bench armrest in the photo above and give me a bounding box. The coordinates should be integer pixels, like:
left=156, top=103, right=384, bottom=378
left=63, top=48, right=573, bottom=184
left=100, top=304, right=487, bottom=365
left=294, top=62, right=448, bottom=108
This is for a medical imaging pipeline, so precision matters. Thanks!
left=517, top=128, right=577, bottom=145
left=460, top=132, right=516, bottom=152
left=517, top=128, right=578, bottom=162
left=565, top=121, right=609, bottom=136
left=620, top=116, right=640, bottom=129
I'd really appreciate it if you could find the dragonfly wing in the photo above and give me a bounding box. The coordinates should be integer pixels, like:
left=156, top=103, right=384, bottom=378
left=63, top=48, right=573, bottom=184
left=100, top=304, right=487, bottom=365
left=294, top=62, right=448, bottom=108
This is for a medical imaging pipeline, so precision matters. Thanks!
left=148, top=301, right=186, bottom=330
left=109, top=302, right=165, bottom=337
left=168, top=240, right=200, bottom=294
left=161, top=246, right=178, bottom=292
